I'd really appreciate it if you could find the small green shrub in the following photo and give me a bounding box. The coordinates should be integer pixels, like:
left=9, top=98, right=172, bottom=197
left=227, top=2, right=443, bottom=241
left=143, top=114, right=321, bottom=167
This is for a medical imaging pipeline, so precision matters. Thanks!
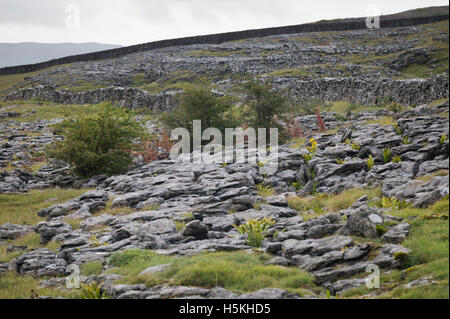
left=47, top=103, right=147, bottom=178
left=367, top=155, right=375, bottom=171
left=376, top=224, right=388, bottom=237
left=253, top=202, right=266, bottom=210
left=89, top=235, right=107, bottom=247
left=440, top=134, right=448, bottom=146
left=303, top=153, right=314, bottom=164
left=402, top=136, right=412, bottom=145
left=294, top=98, right=322, bottom=116
left=291, top=182, right=303, bottom=191
left=393, top=252, right=409, bottom=266
left=377, top=95, right=393, bottom=106
left=393, top=123, right=403, bottom=135
left=382, top=148, right=392, bottom=163
left=378, top=196, right=412, bottom=210
left=256, top=184, right=275, bottom=198
left=387, top=102, right=403, bottom=113
left=335, top=158, right=346, bottom=165
left=233, top=217, right=275, bottom=248
left=392, top=155, right=402, bottom=163
left=161, top=85, right=235, bottom=147
left=80, top=282, right=108, bottom=299
left=351, top=142, right=361, bottom=151
left=175, top=220, right=187, bottom=231
left=334, top=114, right=349, bottom=122
left=243, top=80, right=290, bottom=144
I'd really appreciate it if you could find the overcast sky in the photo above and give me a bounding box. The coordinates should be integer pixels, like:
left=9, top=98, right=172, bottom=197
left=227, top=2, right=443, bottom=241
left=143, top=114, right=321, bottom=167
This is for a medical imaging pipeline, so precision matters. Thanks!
left=0, top=0, right=448, bottom=46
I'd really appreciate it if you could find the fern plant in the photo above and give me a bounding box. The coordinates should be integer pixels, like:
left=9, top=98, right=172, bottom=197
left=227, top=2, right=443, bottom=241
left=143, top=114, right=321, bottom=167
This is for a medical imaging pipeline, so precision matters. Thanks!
left=367, top=155, right=375, bottom=171
left=351, top=142, right=361, bottom=151
left=440, top=134, right=448, bottom=146
left=402, top=136, right=411, bottom=145
left=291, top=182, right=303, bottom=191
left=382, top=148, right=392, bottom=163
left=80, top=282, right=108, bottom=299
left=233, top=217, right=275, bottom=248
left=393, top=123, right=402, bottom=135
left=378, top=196, right=412, bottom=210
left=392, top=155, right=402, bottom=163
left=256, top=184, right=275, bottom=198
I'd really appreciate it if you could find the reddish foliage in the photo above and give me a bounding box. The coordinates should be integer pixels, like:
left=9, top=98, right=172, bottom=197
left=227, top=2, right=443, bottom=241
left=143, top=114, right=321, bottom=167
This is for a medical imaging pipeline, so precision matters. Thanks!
left=132, top=131, right=174, bottom=163
left=242, top=124, right=250, bottom=143
left=28, top=156, right=46, bottom=163
left=316, top=107, right=326, bottom=132
left=23, top=149, right=46, bottom=163
left=285, top=116, right=304, bottom=138
left=233, top=124, right=250, bottom=147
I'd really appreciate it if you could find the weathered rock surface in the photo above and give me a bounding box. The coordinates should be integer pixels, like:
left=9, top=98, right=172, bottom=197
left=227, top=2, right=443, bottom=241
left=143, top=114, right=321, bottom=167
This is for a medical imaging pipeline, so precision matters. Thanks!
left=12, top=249, right=67, bottom=277
left=3, top=20, right=450, bottom=109
left=0, top=21, right=448, bottom=299
left=0, top=223, right=33, bottom=240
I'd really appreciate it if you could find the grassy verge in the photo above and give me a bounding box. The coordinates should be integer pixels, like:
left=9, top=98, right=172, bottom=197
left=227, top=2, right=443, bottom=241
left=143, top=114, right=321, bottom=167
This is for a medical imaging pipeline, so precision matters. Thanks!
left=3, top=162, right=47, bottom=174
left=323, top=101, right=381, bottom=114
left=80, top=261, right=104, bottom=277
left=365, top=116, right=395, bottom=126
left=415, top=170, right=449, bottom=183
left=0, top=271, right=77, bottom=299
left=0, top=65, right=72, bottom=95
left=107, top=250, right=318, bottom=296
left=91, top=198, right=160, bottom=217
left=0, top=72, right=41, bottom=94
left=0, top=233, right=61, bottom=262
left=288, top=187, right=382, bottom=218
left=0, top=102, right=102, bottom=123
left=0, top=188, right=90, bottom=225
left=340, top=198, right=449, bottom=299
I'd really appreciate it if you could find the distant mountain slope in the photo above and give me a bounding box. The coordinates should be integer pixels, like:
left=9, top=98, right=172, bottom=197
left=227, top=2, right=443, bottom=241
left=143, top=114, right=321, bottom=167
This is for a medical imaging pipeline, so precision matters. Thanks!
left=0, top=42, right=122, bottom=68
left=315, top=5, right=449, bottom=23
left=0, top=5, right=447, bottom=75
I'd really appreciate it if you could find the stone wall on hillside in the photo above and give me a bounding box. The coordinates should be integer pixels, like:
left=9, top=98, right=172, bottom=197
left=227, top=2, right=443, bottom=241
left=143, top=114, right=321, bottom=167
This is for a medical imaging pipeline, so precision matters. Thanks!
left=3, top=75, right=448, bottom=110
left=284, top=74, right=449, bottom=105
left=2, top=86, right=181, bottom=111
left=0, top=14, right=447, bottom=76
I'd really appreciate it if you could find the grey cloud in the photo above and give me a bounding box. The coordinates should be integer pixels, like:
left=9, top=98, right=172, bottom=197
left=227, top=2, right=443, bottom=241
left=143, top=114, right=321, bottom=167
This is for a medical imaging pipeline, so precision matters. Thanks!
left=0, top=0, right=70, bottom=26
left=0, top=0, right=448, bottom=45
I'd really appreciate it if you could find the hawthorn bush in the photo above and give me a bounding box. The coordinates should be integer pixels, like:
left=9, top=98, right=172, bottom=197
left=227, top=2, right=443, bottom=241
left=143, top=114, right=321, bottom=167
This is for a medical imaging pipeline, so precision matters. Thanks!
left=47, top=103, right=147, bottom=178
left=162, top=86, right=234, bottom=134
left=162, top=82, right=291, bottom=147
left=243, top=81, right=290, bottom=144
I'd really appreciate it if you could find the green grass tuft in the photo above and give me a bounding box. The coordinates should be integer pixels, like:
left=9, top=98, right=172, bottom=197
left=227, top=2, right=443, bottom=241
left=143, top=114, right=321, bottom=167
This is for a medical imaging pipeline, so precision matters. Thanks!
left=0, top=188, right=91, bottom=225
left=107, top=250, right=317, bottom=296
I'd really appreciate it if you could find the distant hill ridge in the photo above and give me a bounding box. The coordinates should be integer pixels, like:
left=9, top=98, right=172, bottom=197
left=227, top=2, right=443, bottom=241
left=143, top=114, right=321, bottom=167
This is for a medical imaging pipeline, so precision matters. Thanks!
left=0, top=6, right=448, bottom=76
left=0, top=43, right=122, bottom=68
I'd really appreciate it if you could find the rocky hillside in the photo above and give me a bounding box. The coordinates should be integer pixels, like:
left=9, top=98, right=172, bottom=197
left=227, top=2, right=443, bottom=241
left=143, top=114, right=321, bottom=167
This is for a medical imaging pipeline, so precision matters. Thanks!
left=1, top=19, right=449, bottom=108
left=0, top=15, right=448, bottom=300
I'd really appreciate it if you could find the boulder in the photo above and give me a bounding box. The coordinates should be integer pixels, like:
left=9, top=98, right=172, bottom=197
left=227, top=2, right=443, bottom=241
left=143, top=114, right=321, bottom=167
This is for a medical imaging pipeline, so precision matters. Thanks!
left=183, top=220, right=208, bottom=240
